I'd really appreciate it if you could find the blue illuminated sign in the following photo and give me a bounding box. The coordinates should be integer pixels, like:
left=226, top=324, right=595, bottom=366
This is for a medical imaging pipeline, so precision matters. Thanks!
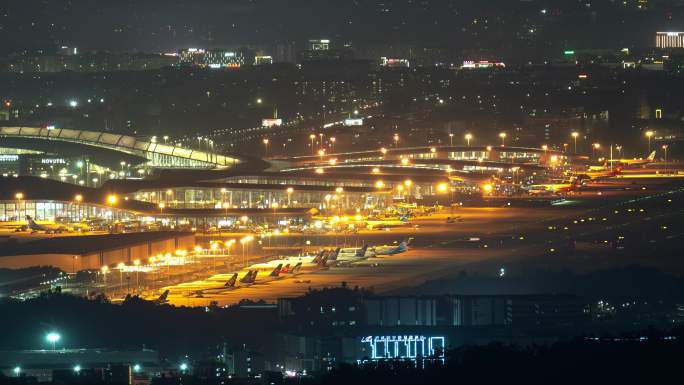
left=360, top=335, right=445, bottom=360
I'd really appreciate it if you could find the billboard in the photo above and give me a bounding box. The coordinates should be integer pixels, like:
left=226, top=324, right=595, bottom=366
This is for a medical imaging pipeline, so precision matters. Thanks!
left=344, top=118, right=364, bottom=127
left=262, top=118, right=283, bottom=128
left=360, top=335, right=445, bottom=361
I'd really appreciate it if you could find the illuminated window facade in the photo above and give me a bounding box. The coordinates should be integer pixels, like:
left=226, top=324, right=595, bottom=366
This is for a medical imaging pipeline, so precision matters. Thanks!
left=448, top=151, right=488, bottom=160
left=656, top=32, right=684, bottom=48
left=179, top=48, right=245, bottom=69
left=130, top=186, right=385, bottom=210
left=0, top=200, right=132, bottom=221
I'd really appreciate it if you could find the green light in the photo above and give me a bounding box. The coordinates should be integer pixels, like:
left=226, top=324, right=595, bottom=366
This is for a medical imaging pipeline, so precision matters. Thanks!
left=46, top=332, right=61, bottom=343
left=564, top=50, right=575, bottom=55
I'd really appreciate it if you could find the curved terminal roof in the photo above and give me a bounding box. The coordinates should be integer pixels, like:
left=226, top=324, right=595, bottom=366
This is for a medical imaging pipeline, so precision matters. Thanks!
left=0, top=126, right=240, bottom=169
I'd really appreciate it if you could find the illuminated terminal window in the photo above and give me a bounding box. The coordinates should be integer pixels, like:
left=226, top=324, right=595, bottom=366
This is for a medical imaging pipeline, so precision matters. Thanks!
left=448, top=151, right=487, bottom=160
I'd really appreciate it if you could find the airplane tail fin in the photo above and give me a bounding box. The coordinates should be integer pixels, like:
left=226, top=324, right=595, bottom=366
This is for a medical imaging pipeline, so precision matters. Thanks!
left=647, top=150, right=656, bottom=161
left=270, top=264, right=283, bottom=277
left=312, top=250, right=324, bottom=264
left=241, top=270, right=256, bottom=283
left=291, top=262, right=302, bottom=274
left=331, top=247, right=341, bottom=261
left=281, top=263, right=291, bottom=274
left=25, top=215, right=37, bottom=226
left=398, top=240, right=409, bottom=252
left=157, top=290, right=169, bottom=303
left=356, top=245, right=369, bottom=257
left=225, top=273, right=238, bottom=288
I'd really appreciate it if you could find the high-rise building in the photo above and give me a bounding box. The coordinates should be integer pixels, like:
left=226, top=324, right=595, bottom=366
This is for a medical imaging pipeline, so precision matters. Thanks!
left=309, top=39, right=330, bottom=51
left=254, top=55, right=273, bottom=65
left=656, top=32, right=684, bottom=49
left=299, top=39, right=354, bottom=62
left=274, top=41, right=297, bottom=63
left=380, top=57, right=410, bottom=68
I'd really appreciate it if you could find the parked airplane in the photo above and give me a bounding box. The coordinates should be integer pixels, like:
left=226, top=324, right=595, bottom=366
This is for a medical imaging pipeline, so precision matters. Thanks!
left=251, top=264, right=284, bottom=284
left=366, top=215, right=410, bottom=230
left=373, top=239, right=411, bottom=255
left=250, top=251, right=328, bottom=271
left=578, top=167, right=621, bottom=180
left=331, top=245, right=374, bottom=265
left=240, top=270, right=258, bottom=284
left=523, top=179, right=580, bottom=195
left=281, top=262, right=303, bottom=275
left=153, top=290, right=170, bottom=304
left=606, top=150, right=656, bottom=167
left=25, top=215, right=72, bottom=233
left=185, top=273, right=240, bottom=297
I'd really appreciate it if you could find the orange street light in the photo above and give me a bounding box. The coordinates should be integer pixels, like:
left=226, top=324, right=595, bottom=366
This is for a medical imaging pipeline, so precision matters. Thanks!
left=106, top=194, right=118, bottom=206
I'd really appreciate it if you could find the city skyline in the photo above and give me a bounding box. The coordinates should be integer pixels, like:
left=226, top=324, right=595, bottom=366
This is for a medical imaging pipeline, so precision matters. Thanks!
left=1, top=1, right=684, bottom=384
left=2, top=0, right=684, bottom=55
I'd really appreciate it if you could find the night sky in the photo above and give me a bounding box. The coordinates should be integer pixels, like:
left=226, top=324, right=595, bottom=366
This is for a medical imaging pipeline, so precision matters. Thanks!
left=2, top=0, right=684, bottom=55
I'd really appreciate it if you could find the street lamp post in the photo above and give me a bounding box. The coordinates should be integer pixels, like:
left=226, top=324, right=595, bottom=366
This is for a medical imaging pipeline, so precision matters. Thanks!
left=571, top=132, right=579, bottom=154
left=74, top=194, right=83, bottom=221
left=263, top=138, right=269, bottom=156
left=106, top=194, right=118, bottom=221
left=499, top=132, right=507, bottom=146
left=465, top=133, right=472, bottom=147
left=309, top=134, right=316, bottom=155
left=117, top=262, right=125, bottom=294
left=15, top=192, right=24, bottom=220
left=449, top=133, right=454, bottom=146
left=645, top=130, right=654, bottom=152
left=404, top=179, right=413, bottom=204
left=286, top=187, right=293, bottom=207
left=393, top=134, right=399, bottom=148
left=46, top=332, right=61, bottom=351
left=330, top=137, right=336, bottom=153
left=101, top=265, right=109, bottom=296
left=133, top=259, right=140, bottom=292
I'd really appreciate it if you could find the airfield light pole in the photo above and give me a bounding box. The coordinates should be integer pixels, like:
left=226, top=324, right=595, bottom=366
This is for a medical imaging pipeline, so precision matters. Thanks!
left=15, top=192, right=23, bottom=220
left=645, top=130, right=654, bottom=153
left=465, top=133, right=472, bottom=147
left=572, top=132, right=579, bottom=154
left=133, top=259, right=140, bottom=293
left=101, top=265, right=109, bottom=296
